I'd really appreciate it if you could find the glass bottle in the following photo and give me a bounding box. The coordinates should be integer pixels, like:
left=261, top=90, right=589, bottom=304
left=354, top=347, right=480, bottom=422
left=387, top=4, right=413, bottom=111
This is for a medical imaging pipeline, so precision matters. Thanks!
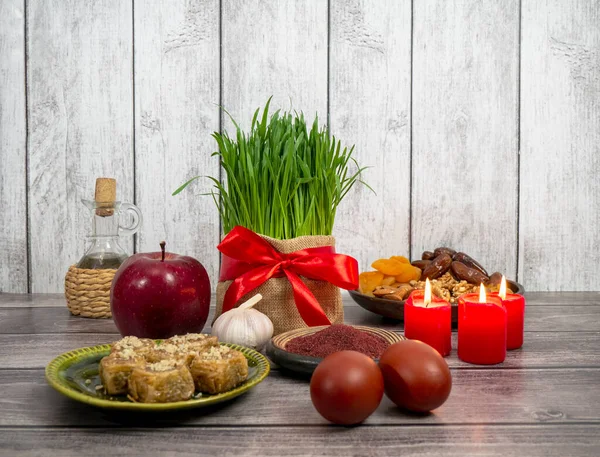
left=76, top=200, right=142, bottom=269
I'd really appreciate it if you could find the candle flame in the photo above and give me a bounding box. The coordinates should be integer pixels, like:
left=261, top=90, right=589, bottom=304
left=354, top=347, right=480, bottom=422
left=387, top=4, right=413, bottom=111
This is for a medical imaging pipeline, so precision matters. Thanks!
left=479, top=283, right=486, bottom=303
left=499, top=275, right=507, bottom=300
left=424, top=278, right=432, bottom=306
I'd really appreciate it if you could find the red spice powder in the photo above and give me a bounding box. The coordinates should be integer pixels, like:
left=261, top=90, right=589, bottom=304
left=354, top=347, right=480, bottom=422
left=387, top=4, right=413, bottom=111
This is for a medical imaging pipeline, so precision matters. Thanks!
left=285, top=324, right=389, bottom=359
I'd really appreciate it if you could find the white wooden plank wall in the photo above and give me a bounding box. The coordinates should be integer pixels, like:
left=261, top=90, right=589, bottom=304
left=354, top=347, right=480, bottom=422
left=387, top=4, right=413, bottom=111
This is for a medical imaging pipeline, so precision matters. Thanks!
left=221, top=0, right=328, bottom=130
left=0, top=0, right=598, bottom=293
left=27, top=0, right=134, bottom=292
left=331, top=0, right=412, bottom=272
left=520, top=0, right=600, bottom=291
left=134, top=0, right=221, bottom=281
left=412, top=0, right=519, bottom=279
left=0, top=0, right=28, bottom=292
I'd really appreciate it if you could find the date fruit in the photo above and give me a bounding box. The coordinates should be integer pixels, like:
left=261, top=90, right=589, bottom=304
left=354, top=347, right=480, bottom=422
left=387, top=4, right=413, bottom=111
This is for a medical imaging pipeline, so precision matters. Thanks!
left=434, top=247, right=456, bottom=258
left=411, top=260, right=432, bottom=270
left=422, top=254, right=453, bottom=280
left=453, top=252, right=488, bottom=276
left=488, top=272, right=503, bottom=286
left=422, top=251, right=435, bottom=261
left=451, top=261, right=489, bottom=285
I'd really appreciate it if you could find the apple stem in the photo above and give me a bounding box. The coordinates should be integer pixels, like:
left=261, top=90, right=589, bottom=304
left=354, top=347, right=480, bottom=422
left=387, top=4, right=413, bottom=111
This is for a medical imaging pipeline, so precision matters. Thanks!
left=238, top=294, right=263, bottom=310
left=160, top=241, right=166, bottom=262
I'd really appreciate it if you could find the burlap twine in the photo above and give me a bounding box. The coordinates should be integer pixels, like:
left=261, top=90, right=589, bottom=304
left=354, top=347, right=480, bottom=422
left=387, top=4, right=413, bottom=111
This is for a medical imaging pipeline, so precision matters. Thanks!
left=64, top=265, right=115, bottom=318
left=216, top=234, right=344, bottom=335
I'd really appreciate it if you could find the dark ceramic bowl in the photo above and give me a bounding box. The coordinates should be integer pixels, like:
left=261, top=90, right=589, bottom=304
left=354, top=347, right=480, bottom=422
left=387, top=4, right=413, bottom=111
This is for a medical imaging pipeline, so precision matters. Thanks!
left=349, top=280, right=525, bottom=323
left=266, top=325, right=405, bottom=376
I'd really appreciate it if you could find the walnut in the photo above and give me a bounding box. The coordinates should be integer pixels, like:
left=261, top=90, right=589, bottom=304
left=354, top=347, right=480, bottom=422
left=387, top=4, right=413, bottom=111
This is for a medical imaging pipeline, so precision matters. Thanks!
left=413, top=281, right=425, bottom=290
left=438, top=272, right=458, bottom=289
left=451, top=281, right=471, bottom=295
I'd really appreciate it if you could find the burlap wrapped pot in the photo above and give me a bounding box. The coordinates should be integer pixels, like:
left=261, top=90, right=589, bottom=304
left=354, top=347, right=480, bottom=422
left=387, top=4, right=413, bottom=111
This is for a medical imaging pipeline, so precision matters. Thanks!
left=215, top=234, right=344, bottom=335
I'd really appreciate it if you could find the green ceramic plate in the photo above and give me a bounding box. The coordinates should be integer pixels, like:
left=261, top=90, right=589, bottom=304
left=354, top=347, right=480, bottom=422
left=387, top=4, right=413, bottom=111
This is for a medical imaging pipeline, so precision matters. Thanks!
left=45, top=342, right=270, bottom=411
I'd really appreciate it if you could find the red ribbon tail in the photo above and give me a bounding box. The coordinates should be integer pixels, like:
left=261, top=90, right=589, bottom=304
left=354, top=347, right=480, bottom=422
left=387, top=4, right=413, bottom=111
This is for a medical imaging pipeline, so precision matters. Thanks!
left=284, top=270, right=331, bottom=327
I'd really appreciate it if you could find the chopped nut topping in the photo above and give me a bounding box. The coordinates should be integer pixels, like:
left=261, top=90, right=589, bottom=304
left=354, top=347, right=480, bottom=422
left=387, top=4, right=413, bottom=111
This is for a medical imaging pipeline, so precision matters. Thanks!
left=114, top=336, right=144, bottom=349
left=168, top=334, right=210, bottom=344
left=159, top=343, right=180, bottom=354
left=148, top=360, right=180, bottom=372
left=113, top=347, right=137, bottom=359
left=198, top=346, right=231, bottom=360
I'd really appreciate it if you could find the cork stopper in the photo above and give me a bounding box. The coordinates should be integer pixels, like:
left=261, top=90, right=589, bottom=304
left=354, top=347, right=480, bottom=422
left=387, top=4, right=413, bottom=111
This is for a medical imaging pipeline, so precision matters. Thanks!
left=94, top=178, right=116, bottom=217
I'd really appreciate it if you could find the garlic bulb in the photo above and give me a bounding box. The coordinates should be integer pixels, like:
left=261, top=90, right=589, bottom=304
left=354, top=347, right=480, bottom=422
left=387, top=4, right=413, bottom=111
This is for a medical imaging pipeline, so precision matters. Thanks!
left=212, top=294, right=274, bottom=351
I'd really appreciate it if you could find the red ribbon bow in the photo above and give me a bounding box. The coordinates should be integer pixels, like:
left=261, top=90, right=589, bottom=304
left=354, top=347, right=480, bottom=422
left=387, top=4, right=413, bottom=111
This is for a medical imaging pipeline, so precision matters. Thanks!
left=218, top=226, right=359, bottom=326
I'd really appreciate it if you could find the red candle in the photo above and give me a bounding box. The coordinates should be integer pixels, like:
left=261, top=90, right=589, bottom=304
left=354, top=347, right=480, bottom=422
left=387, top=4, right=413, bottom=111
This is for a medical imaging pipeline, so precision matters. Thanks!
left=492, top=276, right=525, bottom=350
left=404, top=279, right=451, bottom=357
left=458, top=285, right=507, bottom=365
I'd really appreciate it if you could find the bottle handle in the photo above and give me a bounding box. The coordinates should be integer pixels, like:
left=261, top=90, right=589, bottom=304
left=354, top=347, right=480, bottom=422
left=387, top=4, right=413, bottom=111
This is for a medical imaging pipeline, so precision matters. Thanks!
left=119, top=203, right=142, bottom=237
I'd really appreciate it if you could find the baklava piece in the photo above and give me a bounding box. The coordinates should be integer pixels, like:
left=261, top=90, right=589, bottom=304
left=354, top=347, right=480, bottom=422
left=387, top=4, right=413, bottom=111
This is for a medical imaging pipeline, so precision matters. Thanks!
left=128, top=360, right=195, bottom=403
left=146, top=333, right=220, bottom=366
left=110, top=336, right=155, bottom=358
left=99, top=354, right=146, bottom=395
left=165, top=333, right=219, bottom=353
left=146, top=342, right=196, bottom=366
left=189, top=346, right=248, bottom=394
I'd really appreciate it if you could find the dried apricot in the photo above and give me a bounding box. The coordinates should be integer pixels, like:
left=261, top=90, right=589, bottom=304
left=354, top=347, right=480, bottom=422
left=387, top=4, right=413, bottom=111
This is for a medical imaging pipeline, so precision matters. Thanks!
left=390, top=256, right=410, bottom=264
left=359, top=271, right=384, bottom=294
left=412, top=266, right=422, bottom=281
left=381, top=275, right=396, bottom=286
left=395, top=265, right=422, bottom=283
left=372, top=258, right=406, bottom=276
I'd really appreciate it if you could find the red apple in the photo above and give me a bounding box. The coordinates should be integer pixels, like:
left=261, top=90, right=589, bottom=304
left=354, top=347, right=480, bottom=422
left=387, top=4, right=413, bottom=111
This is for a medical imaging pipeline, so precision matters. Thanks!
left=110, top=241, right=211, bottom=338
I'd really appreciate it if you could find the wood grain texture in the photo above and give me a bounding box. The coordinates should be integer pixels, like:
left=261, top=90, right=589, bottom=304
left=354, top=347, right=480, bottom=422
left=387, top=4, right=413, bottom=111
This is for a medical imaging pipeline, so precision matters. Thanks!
left=2, top=300, right=600, bottom=334
left=2, top=368, right=599, bottom=426
left=519, top=0, right=600, bottom=290
left=411, top=0, right=519, bottom=277
left=134, top=0, right=221, bottom=283
left=0, top=305, right=216, bottom=334
left=345, top=303, right=600, bottom=333
left=0, top=293, right=67, bottom=307
left=0, top=0, right=27, bottom=293
left=1, top=3, right=600, bottom=295
left=0, top=426, right=598, bottom=457
left=1, top=290, right=598, bottom=308
left=330, top=0, right=412, bottom=272
left=3, top=330, right=599, bottom=369
left=0, top=296, right=599, bottom=455
left=27, top=0, right=134, bottom=292
left=221, top=0, right=327, bottom=131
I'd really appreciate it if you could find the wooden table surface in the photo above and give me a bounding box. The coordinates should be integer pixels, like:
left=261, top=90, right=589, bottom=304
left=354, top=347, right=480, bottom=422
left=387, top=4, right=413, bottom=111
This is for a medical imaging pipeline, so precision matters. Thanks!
left=0, top=292, right=599, bottom=456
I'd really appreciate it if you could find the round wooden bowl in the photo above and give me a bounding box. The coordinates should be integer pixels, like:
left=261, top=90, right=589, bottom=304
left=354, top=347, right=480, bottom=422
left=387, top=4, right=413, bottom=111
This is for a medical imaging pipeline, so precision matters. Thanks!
left=349, top=279, right=525, bottom=323
left=266, top=325, right=405, bottom=376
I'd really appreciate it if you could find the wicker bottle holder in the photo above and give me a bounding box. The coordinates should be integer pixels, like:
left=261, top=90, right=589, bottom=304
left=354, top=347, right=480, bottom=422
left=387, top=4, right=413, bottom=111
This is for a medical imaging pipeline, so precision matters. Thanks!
left=64, top=265, right=116, bottom=318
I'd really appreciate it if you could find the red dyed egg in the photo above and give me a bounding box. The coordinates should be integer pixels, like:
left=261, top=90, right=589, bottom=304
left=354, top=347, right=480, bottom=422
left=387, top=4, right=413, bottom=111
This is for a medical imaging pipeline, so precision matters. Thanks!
left=310, top=351, right=384, bottom=425
left=379, top=340, right=452, bottom=413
